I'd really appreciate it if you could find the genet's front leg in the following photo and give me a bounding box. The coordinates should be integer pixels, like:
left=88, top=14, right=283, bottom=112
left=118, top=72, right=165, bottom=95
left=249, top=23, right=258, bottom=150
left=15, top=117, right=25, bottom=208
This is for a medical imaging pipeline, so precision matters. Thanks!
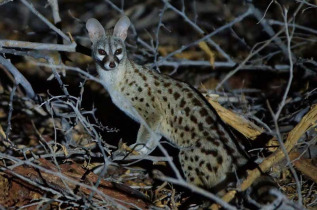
left=130, top=125, right=161, bottom=155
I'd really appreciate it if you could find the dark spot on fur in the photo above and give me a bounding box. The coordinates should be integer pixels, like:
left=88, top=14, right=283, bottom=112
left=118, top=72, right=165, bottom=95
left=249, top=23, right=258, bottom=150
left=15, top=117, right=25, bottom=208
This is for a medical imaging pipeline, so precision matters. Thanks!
left=180, top=98, right=186, bottom=108
left=184, top=154, right=188, bottom=161
left=178, top=117, right=183, bottom=124
left=196, top=141, right=201, bottom=147
left=184, top=107, right=190, bottom=116
left=128, top=81, right=135, bottom=86
left=185, top=126, right=190, bottom=132
left=174, top=92, right=181, bottom=100
left=221, top=136, right=229, bottom=143
left=199, top=160, right=205, bottom=167
left=200, top=108, right=208, bottom=117
left=154, top=81, right=160, bottom=86
left=168, top=89, right=173, bottom=94
left=198, top=123, right=204, bottom=131
left=176, top=83, right=182, bottom=88
left=183, top=88, right=190, bottom=93
left=214, top=140, right=220, bottom=146
left=217, top=156, right=223, bottom=164
left=201, top=148, right=218, bottom=157
left=206, top=116, right=213, bottom=125
left=158, top=90, right=162, bottom=94
left=187, top=92, right=193, bottom=98
left=218, top=128, right=225, bottom=136
left=225, top=146, right=236, bottom=154
left=211, top=150, right=218, bottom=157
left=163, top=96, right=167, bottom=101
left=195, top=168, right=200, bottom=174
left=195, top=156, right=199, bottom=162
left=206, top=163, right=213, bottom=172
left=138, top=87, right=142, bottom=92
left=164, top=83, right=171, bottom=87
left=192, top=98, right=201, bottom=106
left=190, top=115, right=197, bottom=123
left=207, top=137, right=214, bottom=142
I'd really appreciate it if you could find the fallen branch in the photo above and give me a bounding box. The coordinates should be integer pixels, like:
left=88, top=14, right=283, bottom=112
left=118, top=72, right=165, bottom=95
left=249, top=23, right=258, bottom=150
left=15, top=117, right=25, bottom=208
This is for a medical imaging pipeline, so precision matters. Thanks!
left=1, top=158, right=149, bottom=209
left=206, top=95, right=264, bottom=140
left=219, top=104, right=317, bottom=206
left=289, top=151, right=317, bottom=183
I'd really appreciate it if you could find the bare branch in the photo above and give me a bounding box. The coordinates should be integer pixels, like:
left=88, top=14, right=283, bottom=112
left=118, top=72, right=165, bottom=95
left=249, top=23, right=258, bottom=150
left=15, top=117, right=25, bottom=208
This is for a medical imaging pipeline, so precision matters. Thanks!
left=20, top=0, right=71, bottom=43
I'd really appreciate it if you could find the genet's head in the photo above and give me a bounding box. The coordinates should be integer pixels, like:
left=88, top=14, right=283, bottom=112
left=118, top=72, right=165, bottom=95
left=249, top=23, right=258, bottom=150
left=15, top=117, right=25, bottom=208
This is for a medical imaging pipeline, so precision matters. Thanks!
left=86, top=16, right=131, bottom=71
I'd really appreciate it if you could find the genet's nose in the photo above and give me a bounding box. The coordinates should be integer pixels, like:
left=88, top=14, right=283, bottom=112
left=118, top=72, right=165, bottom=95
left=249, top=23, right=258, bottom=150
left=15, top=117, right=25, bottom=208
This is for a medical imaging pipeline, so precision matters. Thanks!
left=109, top=62, right=116, bottom=68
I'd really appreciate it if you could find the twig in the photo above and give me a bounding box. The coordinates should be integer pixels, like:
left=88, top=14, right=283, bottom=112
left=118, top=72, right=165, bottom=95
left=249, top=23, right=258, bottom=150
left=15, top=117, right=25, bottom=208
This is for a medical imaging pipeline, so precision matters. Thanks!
left=0, top=156, right=130, bottom=209
left=269, top=7, right=302, bottom=203
left=48, top=0, right=61, bottom=24
left=154, top=171, right=237, bottom=210
left=216, top=2, right=304, bottom=90
left=0, top=55, right=37, bottom=100
left=104, top=0, right=156, bottom=53
left=158, top=60, right=290, bottom=71
left=221, top=104, right=317, bottom=205
left=268, top=19, right=317, bottom=35
left=251, top=4, right=290, bottom=58
left=0, top=48, right=70, bottom=97
left=0, top=40, right=76, bottom=52
left=4, top=84, right=17, bottom=146
left=20, top=0, right=71, bottom=43
left=161, top=0, right=234, bottom=63
left=0, top=0, right=13, bottom=6
left=153, top=3, right=168, bottom=71
left=156, top=7, right=253, bottom=67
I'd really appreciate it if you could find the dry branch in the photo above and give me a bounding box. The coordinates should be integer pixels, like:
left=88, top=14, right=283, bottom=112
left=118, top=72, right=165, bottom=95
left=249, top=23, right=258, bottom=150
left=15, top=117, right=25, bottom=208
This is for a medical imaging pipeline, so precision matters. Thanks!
left=219, top=104, right=317, bottom=206
left=206, top=95, right=264, bottom=140
left=289, top=151, right=317, bottom=184
left=1, top=158, right=149, bottom=209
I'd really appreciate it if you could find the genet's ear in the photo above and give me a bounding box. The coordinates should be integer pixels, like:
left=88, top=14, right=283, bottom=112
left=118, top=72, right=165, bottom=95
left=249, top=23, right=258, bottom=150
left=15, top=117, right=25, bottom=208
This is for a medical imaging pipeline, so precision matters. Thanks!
left=86, top=18, right=105, bottom=43
left=113, top=16, right=131, bottom=41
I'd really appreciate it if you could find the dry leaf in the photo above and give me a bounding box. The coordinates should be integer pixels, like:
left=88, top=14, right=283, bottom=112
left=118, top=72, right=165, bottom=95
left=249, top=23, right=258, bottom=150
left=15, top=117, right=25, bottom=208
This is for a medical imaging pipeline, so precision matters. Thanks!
left=198, top=41, right=215, bottom=69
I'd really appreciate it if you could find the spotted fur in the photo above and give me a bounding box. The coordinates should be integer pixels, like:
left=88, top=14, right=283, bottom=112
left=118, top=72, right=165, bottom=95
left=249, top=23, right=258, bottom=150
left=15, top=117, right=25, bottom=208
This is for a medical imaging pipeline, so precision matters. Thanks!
left=87, top=16, right=247, bottom=189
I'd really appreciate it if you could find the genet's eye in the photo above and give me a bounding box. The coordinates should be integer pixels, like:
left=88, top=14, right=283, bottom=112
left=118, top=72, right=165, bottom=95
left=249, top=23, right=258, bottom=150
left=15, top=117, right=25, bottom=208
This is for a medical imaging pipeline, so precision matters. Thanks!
left=115, top=48, right=122, bottom=55
left=98, top=49, right=106, bottom=55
